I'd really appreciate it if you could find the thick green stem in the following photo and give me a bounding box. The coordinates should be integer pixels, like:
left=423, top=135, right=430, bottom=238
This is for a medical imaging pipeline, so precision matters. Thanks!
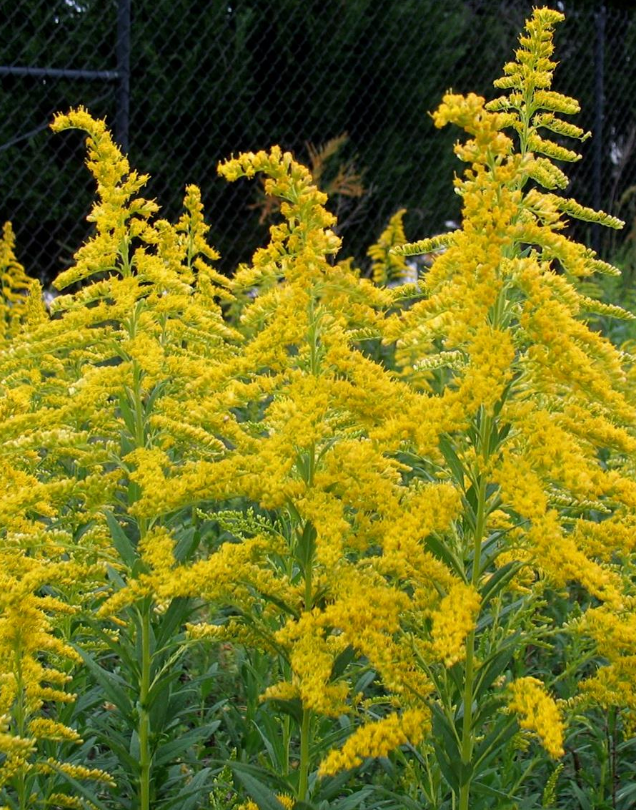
left=138, top=603, right=152, bottom=810
left=458, top=415, right=490, bottom=810
left=298, top=707, right=312, bottom=803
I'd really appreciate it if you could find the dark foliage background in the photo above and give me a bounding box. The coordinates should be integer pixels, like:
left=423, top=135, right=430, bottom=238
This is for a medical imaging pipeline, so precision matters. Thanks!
left=2, top=0, right=636, bottom=284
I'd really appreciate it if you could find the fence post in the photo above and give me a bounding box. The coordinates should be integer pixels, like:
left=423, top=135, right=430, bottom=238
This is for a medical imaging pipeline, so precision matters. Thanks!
left=116, top=0, right=131, bottom=152
left=593, top=0, right=605, bottom=253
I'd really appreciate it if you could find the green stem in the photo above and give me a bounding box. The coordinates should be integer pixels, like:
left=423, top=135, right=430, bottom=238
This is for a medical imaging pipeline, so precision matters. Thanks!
left=298, top=707, right=312, bottom=803
left=13, top=644, right=28, bottom=810
left=298, top=513, right=314, bottom=800
left=138, top=602, right=152, bottom=810
left=458, top=415, right=490, bottom=810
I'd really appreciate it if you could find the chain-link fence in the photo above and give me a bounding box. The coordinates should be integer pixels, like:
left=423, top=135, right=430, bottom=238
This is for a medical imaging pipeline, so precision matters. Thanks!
left=2, top=1, right=636, bottom=285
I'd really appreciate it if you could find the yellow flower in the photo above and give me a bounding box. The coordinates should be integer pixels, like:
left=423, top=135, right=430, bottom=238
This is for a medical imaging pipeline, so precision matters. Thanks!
left=428, top=582, right=481, bottom=667
left=319, top=708, right=429, bottom=776
left=507, top=677, right=564, bottom=758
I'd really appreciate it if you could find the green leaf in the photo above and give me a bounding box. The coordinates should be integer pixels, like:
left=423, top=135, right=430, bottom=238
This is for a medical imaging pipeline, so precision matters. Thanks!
left=181, top=768, right=214, bottom=810
left=146, top=668, right=181, bottom=714
left=472, top=780, right=517, bottom=801
left=425, top=533, right=465, bottom=579
left=233, top=769, right=287, bottom=810
left=174, top=526, right=200, bottom=563
left=72, top=644, right=133, bottom=721
left=473, top=716, right=518, bottom=771
left=161, top=768, right=213, bottom=810
left=617, top=781, right=636, bottom=803
left=46, top=761, right=112, bottom=810
left=479, top=561, right=524, bottom=603
left=331, top=644, right=356, bottom=680
left=474, top=640, right=518, bottom=703
left=155, top=597, right=194, bottom=650
left=330, top=789, right=374, bottom=810
left=476, top=598, right=525, bottom=632
left=92, top=727, right=139, bottom=772
left=104, top=509, right=137, bottom=568
left=258, top=590, right=299, bottom=620
left=317, top=768, right=356, bottom=801
left=154, top=722, right=220, bottom=767
left=264, top=698, right=303, bottom=726
left=296, top=520, right=317, bottom=575
left=129, top=729, right=140, bottom=762
left=439, top=435, right=465, bottom=485
left=118, top=390, right=137, bottom=438
left=430, top=701, right=461, bottom=764
left=365, top=786, right=421, bottom=810
left=354, top=669, right=376, bottom=694
left=433, top=740, right=460, bottom=794
left=570, top=782, right=593, bottom=810
left=145, top=381, right=167, bottom=416
left=84, top=622, right=136, bottom=671
left=105, top=563, right=127, bottom=590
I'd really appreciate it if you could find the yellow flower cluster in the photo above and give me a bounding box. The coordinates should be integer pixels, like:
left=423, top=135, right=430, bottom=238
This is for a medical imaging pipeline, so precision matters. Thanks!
left=390, top=6, right=634, bottom=606
left=507, top=677, right=564, bottom=759
left=368, top=208, right=410, bottom=286
left=319, top=708, right=429, bottom=776
left=579, top=603, right=636, bottom=723
left=428, top=582, right=481, bottom=667
left=0, top=549, right=97, bottom=789
left=0, top=222, right=38, bottom=344
left=239, top=794, right=295, bottom=810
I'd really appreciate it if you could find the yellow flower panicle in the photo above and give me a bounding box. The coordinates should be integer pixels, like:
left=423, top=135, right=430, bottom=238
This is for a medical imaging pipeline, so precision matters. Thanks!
left=239, top=795, right=295, bottom=810
left=428, top=582, right=481, bottom=667
left=318, top=708, right=429, bottom=776
left=368, top=209, right=410, bottom=285
left=0, top=222, right=41, bottom=344
left=0, top=551, right=106, bottom=791
left=389, top=8, right=634, bottom=602
left=507, top=677, right=565, bottom=759
left=579, top=603, right=636, bottom=720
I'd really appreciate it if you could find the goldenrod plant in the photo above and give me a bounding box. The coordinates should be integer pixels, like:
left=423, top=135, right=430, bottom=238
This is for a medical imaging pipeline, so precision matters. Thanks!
left=0, top=110, right=236, bottom=809
left=383, top=8, right=636, bottom=808
left=1, top=8, right=635, bottom=810
left=128, top=146, right=452, bottom=807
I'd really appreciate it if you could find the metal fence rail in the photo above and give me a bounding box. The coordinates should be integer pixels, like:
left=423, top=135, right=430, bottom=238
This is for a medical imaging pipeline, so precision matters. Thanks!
left=2, top=1, right=635, bottom=285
